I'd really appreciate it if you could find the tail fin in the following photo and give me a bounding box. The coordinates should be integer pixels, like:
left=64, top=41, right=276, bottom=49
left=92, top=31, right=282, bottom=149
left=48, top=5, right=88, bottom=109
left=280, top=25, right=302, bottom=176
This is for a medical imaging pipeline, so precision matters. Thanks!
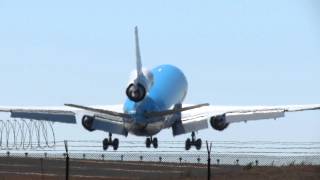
left=135, top=26, right=143, bottom=77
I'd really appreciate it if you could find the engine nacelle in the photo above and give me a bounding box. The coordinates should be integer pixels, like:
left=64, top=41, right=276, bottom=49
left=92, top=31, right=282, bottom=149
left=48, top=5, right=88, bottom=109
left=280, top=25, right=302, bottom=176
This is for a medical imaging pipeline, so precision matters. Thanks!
left=126, top=68, right=154, bottom=102
left=126, top=83, right=146, bottom=102
left=210, top=115, right=229, bottom=131
left=82, top=115, right=95, bottom=132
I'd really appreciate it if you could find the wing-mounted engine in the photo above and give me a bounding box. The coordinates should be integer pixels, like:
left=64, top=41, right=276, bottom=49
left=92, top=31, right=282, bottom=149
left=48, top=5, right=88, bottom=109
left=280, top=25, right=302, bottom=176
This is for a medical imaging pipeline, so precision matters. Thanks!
left=81, top=115, right=128, bottom=136
left=82, top=115, right=95, bottom=131
left=210, top=114, right=229, bottom=131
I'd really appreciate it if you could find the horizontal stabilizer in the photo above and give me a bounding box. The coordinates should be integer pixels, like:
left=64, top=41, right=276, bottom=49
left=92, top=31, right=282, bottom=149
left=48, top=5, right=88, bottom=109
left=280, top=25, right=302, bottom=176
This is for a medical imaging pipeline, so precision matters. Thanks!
left=65, top=103, right=209, bottom=119
left=145, top=103, right=209, bottom=118
left=64, top=104, right=131, bottom=118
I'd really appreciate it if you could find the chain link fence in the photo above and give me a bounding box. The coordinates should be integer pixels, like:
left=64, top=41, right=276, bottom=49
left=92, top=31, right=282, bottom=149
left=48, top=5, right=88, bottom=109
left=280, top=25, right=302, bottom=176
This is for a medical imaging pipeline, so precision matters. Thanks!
left=0, top=140, right=320, bottom=179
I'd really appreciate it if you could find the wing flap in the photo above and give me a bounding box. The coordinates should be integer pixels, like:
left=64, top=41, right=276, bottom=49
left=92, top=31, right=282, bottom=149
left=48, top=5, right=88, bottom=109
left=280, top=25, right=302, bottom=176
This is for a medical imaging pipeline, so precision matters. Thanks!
left=221, top=104, right=320, bottom=124
left=11, top=110, right=76, bottom=123
left=92, top=115, right=127, bottom=135
left=225, top=110, right=285, bottom=123
left=172, top=115, right=208, bottom=136
left=0, top=106, right=77, bottom=124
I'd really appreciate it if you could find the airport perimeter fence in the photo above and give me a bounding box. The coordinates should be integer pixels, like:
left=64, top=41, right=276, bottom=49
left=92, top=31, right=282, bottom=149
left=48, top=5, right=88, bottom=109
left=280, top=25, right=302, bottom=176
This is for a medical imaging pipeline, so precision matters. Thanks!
left=0, top=140, right=320, bottom=179
left=1, top=140, right=320, bottom=165
left=1, top=150, right=320, bottom=166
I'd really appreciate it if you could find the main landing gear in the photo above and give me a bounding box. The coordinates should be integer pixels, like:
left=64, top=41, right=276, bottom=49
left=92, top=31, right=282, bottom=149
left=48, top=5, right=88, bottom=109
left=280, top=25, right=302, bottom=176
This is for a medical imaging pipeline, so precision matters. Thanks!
left=185, top=132, right=202, bottom=150
left=145, top=136, right=158, bottom=149
left=103, top=133, right=119, bottom=151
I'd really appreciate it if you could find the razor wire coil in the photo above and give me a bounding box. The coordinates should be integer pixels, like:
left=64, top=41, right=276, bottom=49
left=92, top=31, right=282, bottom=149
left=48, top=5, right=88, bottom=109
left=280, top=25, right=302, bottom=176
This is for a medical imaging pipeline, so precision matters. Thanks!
left=0, top=119, right=55, bottom=150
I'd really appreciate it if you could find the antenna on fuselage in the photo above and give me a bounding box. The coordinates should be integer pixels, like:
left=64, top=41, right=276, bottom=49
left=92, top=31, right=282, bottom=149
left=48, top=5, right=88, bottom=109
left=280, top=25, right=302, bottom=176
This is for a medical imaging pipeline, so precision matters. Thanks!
left=135, top=26, right=143, bottom=77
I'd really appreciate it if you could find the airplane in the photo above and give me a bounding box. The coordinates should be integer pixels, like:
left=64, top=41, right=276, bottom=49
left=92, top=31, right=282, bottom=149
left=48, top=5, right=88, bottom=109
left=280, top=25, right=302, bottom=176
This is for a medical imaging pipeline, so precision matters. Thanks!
left=0, top=27, right=319, bottom=151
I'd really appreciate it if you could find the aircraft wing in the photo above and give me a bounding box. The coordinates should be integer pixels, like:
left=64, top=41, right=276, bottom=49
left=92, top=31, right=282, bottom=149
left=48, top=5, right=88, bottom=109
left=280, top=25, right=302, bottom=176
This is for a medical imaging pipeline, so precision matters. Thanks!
left=0, top=104, right=124, bottom=124
left=172, top=104, right=320, bottom=135
left=0, top=106, right=77, bottom=123
left=203, top=104, right=320, bottom=123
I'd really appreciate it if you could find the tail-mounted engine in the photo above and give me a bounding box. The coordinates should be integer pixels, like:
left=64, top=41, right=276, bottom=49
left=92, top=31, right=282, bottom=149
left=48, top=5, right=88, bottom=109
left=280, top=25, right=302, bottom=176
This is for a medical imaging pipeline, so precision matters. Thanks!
left=127, top=27, right=154, bottom=103
left=210, top=114, right=229, bottom=131
left=126, top=68, right=154, bottom=102
left=126, top=83, right=146, bottom=102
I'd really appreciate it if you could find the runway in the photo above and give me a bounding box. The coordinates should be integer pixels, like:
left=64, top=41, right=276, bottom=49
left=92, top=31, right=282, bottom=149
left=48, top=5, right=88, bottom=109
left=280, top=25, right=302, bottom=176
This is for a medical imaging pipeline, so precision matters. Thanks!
left=0, top=156, right=208, bottom=179
left=0, top=156, right=319, bottom=180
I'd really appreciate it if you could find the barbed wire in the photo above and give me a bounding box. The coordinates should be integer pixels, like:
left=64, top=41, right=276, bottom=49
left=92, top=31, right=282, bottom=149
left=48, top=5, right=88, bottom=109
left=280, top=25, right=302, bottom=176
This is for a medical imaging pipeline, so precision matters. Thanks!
left=0, top=118, right=319, bottom=157
left=0, top=119, right=55, bottom=150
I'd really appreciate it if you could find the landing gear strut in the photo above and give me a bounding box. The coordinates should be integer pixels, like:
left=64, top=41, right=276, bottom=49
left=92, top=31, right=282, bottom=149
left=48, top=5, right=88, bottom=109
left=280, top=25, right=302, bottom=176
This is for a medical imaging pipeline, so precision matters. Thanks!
left=145, top=136, right=158, bottom=149
left=185, top=132, right=202, bottom=150
left=103, top=132, right=119, bottom=151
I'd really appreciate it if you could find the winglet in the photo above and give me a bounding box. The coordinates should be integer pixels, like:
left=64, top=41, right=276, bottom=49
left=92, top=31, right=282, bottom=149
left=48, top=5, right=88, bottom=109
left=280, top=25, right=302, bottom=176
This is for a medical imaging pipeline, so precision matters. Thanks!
left=135, top=26, right=143, bottom=76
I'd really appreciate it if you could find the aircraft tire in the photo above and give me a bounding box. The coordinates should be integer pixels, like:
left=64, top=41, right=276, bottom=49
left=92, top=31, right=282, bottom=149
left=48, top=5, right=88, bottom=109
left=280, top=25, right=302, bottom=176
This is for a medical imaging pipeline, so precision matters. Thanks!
left=195, top=139, right=202, bottom=150
left=153, top=138, right=158, bottom=149
left=185, top=138, right=191, bottom=150
left=113, top=138, right=119, bottom=150
left=103, top=139, right=109, bottom=150
left=146, top=138, right=151, bottom=148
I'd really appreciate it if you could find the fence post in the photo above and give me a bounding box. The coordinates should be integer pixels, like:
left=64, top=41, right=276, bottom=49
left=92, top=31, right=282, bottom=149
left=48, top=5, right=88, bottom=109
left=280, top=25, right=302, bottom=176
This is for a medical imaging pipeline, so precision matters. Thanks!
left=197, top=157, right=201, bottom=164
left=64, top=140, right=69, bottom=180
left=206, top=141, right=212, bottom=180
left=271, top=160, right=274, bottom=166
left=40, top=158, right=44, bottom=180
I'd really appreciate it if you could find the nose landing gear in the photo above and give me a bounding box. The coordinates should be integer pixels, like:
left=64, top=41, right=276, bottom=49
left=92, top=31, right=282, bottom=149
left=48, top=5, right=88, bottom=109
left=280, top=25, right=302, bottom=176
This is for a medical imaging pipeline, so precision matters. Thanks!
left=185, top=132, right=202, bottom=150
left=146, top=136, right=158, bottom=149
left=103, top=133, right=119, bottom=151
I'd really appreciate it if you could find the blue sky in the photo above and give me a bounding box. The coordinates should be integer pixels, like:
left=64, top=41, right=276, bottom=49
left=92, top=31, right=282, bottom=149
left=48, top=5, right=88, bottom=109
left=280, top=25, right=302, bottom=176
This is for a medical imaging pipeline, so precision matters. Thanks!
left=0, top=0, right=319, bottom=143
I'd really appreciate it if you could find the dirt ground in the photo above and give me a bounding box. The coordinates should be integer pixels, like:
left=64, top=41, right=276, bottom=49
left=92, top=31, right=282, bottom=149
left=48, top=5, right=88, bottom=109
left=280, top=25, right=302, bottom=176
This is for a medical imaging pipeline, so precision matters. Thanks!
left=0, top=157, right=319, bottom=180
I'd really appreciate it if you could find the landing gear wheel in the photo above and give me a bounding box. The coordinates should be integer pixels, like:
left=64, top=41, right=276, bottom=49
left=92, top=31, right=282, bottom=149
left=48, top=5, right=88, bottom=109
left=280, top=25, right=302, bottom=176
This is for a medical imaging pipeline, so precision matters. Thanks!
left=146, top=137, right=158, bottom=149
left=113, top=138, right=119, bottom=150
left=153, top=138, right=158, bottom=149
left=185, top=132, right=202, bottom=151
left=102, top=133, right=119, bottom=151
left=103, top=138, right=109, bottom=150
left=185, top=138, right=191, bottom=150
left=146, top=138, right=151, bottom=148
left=195, top=139, right=202, bottom=150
